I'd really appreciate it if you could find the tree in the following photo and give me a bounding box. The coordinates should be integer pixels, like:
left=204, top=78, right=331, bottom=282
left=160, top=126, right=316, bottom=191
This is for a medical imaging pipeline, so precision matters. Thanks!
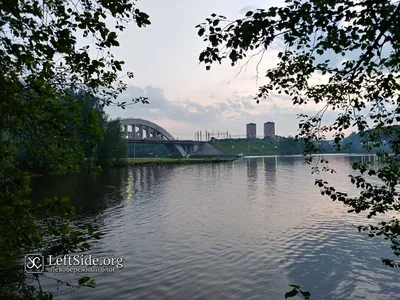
left=278, top=136, right=305, bottom=155
left=1, top=0, right=150, bottom=298
left=197, top=0, right=400, bottom=295
left=95, top=118, right=127, bottom=166
left=73, top=90, right=107, bottom=160
left=14, top=89, right=105, bottom=174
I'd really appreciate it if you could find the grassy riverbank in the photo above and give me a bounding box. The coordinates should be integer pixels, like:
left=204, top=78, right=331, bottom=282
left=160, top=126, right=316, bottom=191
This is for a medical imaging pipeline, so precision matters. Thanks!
left=123, top=157, right=236, bottom=165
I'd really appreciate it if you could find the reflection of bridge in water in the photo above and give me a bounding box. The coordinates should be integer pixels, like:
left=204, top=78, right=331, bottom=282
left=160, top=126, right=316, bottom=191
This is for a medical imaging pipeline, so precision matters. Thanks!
left=119, top=118, right=229, bottom=158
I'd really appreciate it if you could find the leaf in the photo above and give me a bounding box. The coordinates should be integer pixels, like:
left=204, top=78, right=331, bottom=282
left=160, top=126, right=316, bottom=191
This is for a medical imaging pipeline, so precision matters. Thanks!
left=80, top=242, right=91, bottom=249
left=301, top=291, right=311, bottom=298
left=198, top=28, right=205, bottom=37
left=245, top=11, right=253, bottom=17
left=114, top=61, right=123, bottom=71
left=289, top=284, right=301, bottom=289
left=86, top=279, right=96, bottom=288
left=59, top=224, right=70, bottom=234
left=285, top=289, right=299, bottom=298
left=87, top=224, right=94, bottom=235
left=108, top=32, right=117, bottom=41
left=78, top=276, right=90, bottom=285
left=60, top=197, right=70, bottom=204
left=92, top=232, right=102, bottom=239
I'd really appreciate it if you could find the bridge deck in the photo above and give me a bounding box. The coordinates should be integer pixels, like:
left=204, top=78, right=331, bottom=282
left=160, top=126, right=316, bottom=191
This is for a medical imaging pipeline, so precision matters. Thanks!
left=124, top=139, right=206, bottom=145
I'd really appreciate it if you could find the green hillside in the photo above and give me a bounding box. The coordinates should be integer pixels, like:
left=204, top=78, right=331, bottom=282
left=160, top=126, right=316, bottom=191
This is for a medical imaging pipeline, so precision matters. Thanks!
left=212, top=137, right=306, bottom=156
left=340, top=126, right=400, bottom=153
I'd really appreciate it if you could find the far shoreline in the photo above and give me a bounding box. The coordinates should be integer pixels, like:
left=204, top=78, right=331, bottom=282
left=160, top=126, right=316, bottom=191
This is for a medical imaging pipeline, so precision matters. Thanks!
left=123, top=157, right=236, bottom=166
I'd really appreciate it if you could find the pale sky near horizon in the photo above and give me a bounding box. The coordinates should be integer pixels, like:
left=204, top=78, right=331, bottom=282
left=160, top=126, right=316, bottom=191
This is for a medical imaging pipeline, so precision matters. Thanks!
left=105, top=0, right=334, bottom=140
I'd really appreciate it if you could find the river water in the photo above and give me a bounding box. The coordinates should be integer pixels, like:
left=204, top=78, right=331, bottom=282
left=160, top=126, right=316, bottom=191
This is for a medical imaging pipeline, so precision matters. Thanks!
left=32, top=155, right=399, bottom=300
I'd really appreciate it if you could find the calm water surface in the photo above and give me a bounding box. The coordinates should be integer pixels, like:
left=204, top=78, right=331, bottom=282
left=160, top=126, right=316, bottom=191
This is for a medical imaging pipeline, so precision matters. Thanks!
left=32, top=155, right=400, bottom=300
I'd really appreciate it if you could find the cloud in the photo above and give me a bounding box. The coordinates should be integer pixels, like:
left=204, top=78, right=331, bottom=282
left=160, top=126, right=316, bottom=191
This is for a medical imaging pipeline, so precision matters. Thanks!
left=241, top=95, right=255, bottom=109
left=227, top=99, right=242, bottom=110
left=108, top=85, right=248, bottom=123
left=108, top=85, right=211, bottom=123
left=106, top=85, right=246, bottom=137
left=106, top=84, right=333, bottom=138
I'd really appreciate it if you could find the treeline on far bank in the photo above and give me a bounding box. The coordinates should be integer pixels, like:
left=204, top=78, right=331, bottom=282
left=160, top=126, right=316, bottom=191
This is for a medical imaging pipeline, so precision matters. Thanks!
left=16, top=90, right=127, bottom=175
left=84, top=129, right=395, bottom=161
left=204, top=134, right=393, bottom=156
left=126, top=135, right=389, bottom=158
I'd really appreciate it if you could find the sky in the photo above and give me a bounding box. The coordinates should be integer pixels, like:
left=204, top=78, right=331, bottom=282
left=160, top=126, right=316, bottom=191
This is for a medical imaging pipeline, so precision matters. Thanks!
left=104, top=0, right=334, bottom=140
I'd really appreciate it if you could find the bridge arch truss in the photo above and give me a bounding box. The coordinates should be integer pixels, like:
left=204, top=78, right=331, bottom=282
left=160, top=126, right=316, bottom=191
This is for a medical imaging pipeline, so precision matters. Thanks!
left=119, top=118, right=188, bottom=157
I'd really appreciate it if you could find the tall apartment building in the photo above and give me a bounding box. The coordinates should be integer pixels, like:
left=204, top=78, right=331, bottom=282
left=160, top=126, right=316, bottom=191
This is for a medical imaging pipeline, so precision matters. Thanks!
left=246, top=123, right=257, bottom=139
left=264, top=122, right=275, bottom=138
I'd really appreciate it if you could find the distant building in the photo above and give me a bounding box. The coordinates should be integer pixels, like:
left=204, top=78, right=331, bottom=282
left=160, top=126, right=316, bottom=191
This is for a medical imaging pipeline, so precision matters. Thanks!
left=246, top=123, right=257, bottom=139
left=264, top=122, right=275, bottom=138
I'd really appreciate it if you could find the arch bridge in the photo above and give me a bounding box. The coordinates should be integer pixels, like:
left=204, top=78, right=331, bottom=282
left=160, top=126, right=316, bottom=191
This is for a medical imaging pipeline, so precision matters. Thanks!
left=119, top=118, right=206, bottom=158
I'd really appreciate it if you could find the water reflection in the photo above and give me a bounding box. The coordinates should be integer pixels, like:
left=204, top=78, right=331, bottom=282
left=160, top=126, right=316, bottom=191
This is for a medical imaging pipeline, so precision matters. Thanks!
left=125, top=168, right=133, bottom=204
left=31, top=168, right=128, bottom=217
left=247, top=158, right=258, bottom=183
left=278, top=155, right=297, bottom=168
left=30, top=156, right=400, bottom=300
left=283, top=216, right=399, bottom=300
left=262, top=156, right=277, bottom=184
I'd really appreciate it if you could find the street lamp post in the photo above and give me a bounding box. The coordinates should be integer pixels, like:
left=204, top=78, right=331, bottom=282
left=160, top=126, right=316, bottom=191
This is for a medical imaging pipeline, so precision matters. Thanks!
left=125, top=135, right=129, bottom=161
left=231, top=145, right=234, bottom=155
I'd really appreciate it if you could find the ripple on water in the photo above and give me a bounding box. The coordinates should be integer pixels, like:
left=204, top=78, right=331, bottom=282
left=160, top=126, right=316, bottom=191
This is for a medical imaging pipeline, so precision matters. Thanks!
left=34, top=157, right=400, bottom=300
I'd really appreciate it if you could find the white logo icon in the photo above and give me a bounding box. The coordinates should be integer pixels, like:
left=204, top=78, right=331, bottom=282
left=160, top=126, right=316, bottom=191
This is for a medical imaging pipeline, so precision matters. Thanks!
left=25, top=254, right=44, bottom=273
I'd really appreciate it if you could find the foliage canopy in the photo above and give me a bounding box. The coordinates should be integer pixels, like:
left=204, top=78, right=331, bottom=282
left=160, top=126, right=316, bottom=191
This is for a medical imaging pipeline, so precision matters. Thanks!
left=0, top=0, right=150, bottom=298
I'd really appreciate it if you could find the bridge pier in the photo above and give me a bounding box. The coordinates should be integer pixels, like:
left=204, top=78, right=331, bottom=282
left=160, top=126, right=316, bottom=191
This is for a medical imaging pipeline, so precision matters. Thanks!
left=185, top=144, right=198, bottom=155
left=146, top=126, right=150, bottom=139
left=148, top=127, right=152, bottom=139
left=124, top=125, right=128, bottom=139
left=138, top=124, right=143, bottom=140
left=132, top=124, right=136, bottom=140
left=147, top=126, right=152, bottom=140
left=179, top=144, right=201, bottom=156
